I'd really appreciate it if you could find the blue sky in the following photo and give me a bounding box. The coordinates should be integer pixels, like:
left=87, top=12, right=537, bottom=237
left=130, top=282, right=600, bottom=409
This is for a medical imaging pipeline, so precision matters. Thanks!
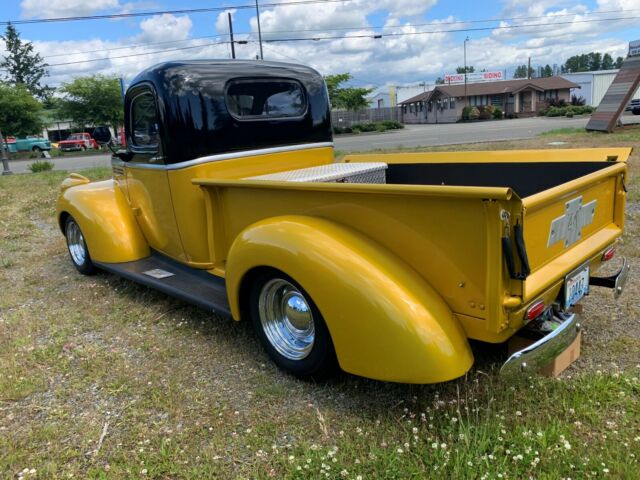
left=2, top=0, right=639, bottom=88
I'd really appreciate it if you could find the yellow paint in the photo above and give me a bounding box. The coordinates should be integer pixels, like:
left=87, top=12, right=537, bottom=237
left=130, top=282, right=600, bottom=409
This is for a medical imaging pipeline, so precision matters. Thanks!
left=168, top=146, right=334, bottom=266
left=126, top=167, right=186, bottom=262
left=58, top=146, right=629, bottom=383
left=224, top=215, right=474, bottom=383
left=56, top=179, right=149, bottom=263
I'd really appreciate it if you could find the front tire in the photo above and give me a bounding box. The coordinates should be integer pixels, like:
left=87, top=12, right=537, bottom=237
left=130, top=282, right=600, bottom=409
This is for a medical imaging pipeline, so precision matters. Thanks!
left=249, top=270, right=337, bottom=379
left=64, top=216, right=96, bottom=275
left=32, top=146, right=42, bottom=152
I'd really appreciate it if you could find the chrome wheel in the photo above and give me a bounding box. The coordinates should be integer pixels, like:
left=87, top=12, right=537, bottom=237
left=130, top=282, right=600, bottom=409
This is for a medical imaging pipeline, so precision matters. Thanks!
left=258, top=279, right=315, bottom=360
left=66, top=220, right=87, bottom=266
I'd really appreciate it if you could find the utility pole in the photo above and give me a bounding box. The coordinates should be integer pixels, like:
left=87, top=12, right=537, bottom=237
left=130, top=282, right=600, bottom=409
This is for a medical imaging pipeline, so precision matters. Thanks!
left=255, top=0, right=264, bottom=60
left=0, top=129, right=12, bottom=175
left=528, top=56, right=531, bottom=79
left=464, top=36, right=469, bottom=107
left=228, top=12, right=236, bottom=59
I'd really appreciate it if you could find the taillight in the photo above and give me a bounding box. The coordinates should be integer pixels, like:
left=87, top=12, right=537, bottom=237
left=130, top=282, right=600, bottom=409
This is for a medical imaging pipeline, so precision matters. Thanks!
left=602, top=247, right=615, bottom=262
left=525, top=300, right=545, bottom=321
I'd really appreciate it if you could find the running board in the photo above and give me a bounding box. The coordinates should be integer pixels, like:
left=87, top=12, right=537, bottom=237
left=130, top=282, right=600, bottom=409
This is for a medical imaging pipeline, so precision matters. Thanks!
left=95, top=253, right=231, bottom=316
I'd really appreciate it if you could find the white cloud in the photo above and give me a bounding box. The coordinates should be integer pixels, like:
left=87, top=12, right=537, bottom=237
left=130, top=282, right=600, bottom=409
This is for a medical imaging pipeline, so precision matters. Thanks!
left=138, top=14, right=192, bottom=43
left=20, top=0, right=120, bottom=19
left=12, top=0, right=637, bottom=89
left=215, top=9, right=237, bottom=35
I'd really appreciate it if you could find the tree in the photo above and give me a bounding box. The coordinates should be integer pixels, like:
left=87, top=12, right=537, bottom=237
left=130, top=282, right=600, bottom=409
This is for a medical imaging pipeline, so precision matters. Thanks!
left=435, top=77, right=445, bottom=85
left=456, top=66, right=475, bottom=74
left=542, top=64, right=553, bottom=77
left=323, top=73, right=373, bottom=111
left=513, top=64, right=533, bottom=79
left=561, top=51, right=622, bottom=73
left=1, top=23, right=51, bottom=100
left=58, top=75, right=124, bottom=130
left=0, top=83, right=43, bottom=137
left=602, top=53, right=614, bottom=70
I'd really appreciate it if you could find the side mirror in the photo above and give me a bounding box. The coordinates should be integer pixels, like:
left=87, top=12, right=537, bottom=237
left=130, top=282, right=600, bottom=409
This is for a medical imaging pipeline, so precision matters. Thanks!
left=93, top=126, right=112, bottom=145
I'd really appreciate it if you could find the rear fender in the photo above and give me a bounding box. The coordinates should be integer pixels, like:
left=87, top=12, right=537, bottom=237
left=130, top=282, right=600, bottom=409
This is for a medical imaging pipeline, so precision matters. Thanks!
left=226, top=215, right=473, bottom=384
left=57, top=178, right=149, bottom=263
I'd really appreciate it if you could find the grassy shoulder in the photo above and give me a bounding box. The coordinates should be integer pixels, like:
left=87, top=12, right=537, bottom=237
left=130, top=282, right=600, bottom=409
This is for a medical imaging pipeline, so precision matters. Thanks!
left=1, top=129, right=639, bottom=479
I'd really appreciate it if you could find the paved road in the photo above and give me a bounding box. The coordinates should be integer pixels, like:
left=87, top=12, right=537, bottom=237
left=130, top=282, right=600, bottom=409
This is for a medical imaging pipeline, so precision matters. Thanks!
left=7, top=152, right=112, bottom=174
left=6, top=114, right=638, bottom=173
left=335, top=113, right=639, bottom=152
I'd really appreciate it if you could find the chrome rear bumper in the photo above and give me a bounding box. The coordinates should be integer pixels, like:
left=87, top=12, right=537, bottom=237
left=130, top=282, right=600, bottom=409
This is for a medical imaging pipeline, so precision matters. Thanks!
left=500, top=311, right=580, bottom=378
left=590, top=256, right=630, bottom=299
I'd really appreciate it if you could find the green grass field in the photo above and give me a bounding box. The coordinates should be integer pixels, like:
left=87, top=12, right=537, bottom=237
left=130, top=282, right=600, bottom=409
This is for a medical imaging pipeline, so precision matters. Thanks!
left=1, top=127, right=639, bottom=479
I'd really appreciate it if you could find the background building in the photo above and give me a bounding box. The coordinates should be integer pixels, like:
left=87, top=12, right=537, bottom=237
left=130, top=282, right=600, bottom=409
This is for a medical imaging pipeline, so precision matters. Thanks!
left=561, top=69, right=640, bottom=106
left=400, top=77, right=578, bottom=124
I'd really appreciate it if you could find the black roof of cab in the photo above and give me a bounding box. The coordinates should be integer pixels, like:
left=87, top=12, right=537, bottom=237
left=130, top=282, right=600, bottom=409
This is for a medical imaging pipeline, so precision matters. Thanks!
left=126, top=60, right=333, bottom=165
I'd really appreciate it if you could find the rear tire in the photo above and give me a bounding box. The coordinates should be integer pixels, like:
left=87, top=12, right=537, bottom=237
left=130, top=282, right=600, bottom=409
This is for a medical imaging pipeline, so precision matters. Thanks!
left=249, top=270, right=337, bottom=380
left=32, top=146, right=42, bottom=152
left=64, top=216, right=96, bottom=275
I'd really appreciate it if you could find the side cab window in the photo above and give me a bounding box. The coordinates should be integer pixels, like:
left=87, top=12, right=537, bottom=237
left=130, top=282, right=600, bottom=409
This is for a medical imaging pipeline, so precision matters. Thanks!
left=127, top=85, right=163, bottom=163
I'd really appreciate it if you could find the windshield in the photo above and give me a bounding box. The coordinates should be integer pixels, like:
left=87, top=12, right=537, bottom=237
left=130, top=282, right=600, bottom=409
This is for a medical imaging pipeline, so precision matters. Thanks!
left=68, top=134, right=84, bottom=140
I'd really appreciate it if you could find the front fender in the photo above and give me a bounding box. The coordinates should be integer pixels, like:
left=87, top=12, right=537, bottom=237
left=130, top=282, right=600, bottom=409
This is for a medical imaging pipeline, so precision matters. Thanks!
left=226, top=215, right=473, bottom=384
left=57, top=178, right=149, bottom=263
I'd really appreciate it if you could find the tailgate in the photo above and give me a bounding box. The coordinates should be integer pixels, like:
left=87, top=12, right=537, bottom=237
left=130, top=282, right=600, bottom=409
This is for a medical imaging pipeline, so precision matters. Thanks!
left=521, top=161, right=626, bottom=300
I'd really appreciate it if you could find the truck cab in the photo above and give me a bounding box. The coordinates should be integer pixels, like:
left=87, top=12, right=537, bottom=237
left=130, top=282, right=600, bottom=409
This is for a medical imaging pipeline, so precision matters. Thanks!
left=57, top=60, right=630, bottom=383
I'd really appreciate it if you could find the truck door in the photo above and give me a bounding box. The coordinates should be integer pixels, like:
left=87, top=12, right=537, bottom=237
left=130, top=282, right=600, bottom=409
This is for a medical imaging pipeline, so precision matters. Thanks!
left=124, top=86, right=186, bottom=262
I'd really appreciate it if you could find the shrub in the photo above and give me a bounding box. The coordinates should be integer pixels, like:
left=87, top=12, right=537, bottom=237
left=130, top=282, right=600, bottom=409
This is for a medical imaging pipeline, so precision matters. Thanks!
left=565, top=111, right=574, bottom=118
left=380, top=120, right=404, bottom=129
left=28, top=160, right=54, bottom=172
left=468, top=107, right=480, bottom=120
left=477, top=106, right=492, bottom=120
left=546, top=98, right=568, bottom=108
left=571, top=94, right=586, bottom=106
left=462, top=106, right=473, bottom=121
left=492, top=107, right=503, bottom=119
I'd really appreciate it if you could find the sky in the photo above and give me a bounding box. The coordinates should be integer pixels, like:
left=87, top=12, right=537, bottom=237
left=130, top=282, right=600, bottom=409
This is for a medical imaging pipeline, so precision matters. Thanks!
left=1, top=0, right=639, bottom=91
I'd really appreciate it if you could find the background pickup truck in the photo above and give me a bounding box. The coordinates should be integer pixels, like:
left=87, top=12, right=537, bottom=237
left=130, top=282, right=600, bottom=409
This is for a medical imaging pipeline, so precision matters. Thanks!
left=4, top=136, right=51, bottom=153
left=57, top=60, right=630, bottom=384
left=58, top=132, right=99, bottom=151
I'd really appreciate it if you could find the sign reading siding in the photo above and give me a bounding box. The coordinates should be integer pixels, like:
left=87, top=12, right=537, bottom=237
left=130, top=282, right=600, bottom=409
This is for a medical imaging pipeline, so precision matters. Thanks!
left=586, top=40, right=640, bottom=132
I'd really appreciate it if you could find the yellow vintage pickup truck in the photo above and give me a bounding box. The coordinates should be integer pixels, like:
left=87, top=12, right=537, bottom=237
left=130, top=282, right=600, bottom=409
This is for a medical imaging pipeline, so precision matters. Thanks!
left=57, top=60, right=630, bottom=383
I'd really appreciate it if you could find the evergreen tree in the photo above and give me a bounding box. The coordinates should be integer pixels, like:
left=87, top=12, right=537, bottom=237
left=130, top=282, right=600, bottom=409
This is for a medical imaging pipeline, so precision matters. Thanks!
left=614, top=56, right=624, bottom=69
left=513, top=65, right=533, bottom=79
left=542, top=65, right=553, bottom=77
left=455, top=66, right=475, bottom=74
left=0, top=23, right=51, bottom=100
left=602, top=53, right=614, bottom=70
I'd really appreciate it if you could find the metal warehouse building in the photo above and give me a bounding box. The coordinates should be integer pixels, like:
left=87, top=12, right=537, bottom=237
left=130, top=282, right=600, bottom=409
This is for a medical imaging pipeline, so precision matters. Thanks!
left=561, top=69, right=640, bottom=107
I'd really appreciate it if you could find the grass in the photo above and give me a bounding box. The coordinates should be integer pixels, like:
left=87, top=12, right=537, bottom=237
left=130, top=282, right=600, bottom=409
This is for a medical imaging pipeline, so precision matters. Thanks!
left=1, top=126, right=639, bottom=479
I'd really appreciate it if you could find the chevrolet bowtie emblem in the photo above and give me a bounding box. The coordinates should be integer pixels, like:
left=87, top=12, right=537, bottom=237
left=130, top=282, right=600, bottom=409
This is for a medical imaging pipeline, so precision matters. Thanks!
left=548, top=196, right=597, bottom=248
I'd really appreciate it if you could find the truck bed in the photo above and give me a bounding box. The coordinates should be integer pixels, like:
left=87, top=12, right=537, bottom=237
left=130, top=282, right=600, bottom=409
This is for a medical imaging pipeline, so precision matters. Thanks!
left=386, top=161, right=613, bottom=198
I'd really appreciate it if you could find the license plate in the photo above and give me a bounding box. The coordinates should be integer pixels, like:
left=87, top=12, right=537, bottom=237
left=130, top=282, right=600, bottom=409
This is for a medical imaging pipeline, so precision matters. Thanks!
left=564, top=265, right=589, bottom=309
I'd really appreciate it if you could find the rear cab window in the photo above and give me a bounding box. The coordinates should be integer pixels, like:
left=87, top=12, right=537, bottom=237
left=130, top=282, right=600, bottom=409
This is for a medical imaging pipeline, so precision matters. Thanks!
left=130, top=90, right=160, bottom=149
left=225, top=79, right=307, bottom=120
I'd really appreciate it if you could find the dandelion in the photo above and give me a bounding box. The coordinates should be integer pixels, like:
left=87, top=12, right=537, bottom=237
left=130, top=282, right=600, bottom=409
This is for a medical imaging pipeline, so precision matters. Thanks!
left=412, top=427, right=418, bottom=434
left=397, top=448, right=404, bottom=454
left=340, top=469, right=349, bottom=477
left=431, top=442, right=438, bottom=449
left=141, top=469, right=148, bottom=475
left=515, top=410, right=522, bottom=416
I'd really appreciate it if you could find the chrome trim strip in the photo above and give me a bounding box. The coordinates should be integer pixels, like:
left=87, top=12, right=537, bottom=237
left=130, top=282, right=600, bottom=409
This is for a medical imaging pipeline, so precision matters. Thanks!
left=124, top=142, right=334, bottom=171
left=500, top=311, right=580, bottom=379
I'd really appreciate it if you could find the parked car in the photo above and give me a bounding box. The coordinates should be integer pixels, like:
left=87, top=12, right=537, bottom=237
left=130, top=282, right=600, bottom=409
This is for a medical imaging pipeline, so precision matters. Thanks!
left=629, top=99, right=640, bottom=115
left=57, top=60, right=630, bottom=383
left=58, top=133, right=99, bottom=151
left=4, top=136, right=51, bottom=153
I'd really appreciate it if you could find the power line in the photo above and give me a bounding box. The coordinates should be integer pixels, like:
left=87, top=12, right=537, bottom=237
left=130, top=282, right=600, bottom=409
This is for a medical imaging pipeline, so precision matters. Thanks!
left=36, top=8, right=638, bottom=62
left=0, top=0, right=353, bottom=25
left=261, top=15, right=640, bottom=42
left=22, top=13, right=640, bottom=69
left=45, top=40, right=227, bottom=67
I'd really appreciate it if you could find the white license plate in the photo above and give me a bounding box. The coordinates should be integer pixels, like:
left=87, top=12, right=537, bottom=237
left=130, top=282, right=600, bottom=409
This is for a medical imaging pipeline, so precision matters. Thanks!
left=564, top=265, right=590, bottom=309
